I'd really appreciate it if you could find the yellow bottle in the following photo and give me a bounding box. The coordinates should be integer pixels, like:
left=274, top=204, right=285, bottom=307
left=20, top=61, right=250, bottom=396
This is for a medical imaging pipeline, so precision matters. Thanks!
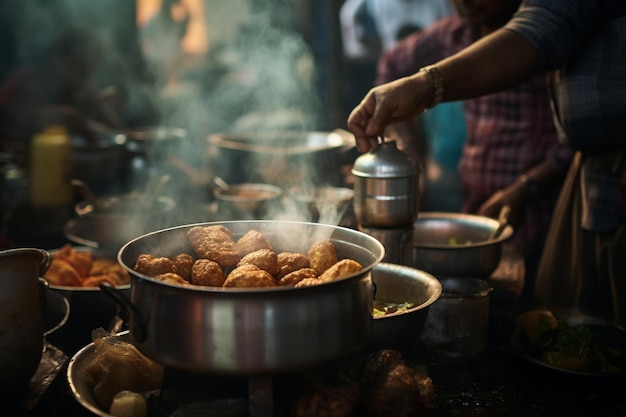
left=29, top=125, right=73, bottom=207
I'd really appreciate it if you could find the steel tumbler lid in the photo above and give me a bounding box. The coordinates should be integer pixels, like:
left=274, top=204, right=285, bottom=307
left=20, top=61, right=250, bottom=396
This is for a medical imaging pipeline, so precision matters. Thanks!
left=351, top=139, right=418, bottom=179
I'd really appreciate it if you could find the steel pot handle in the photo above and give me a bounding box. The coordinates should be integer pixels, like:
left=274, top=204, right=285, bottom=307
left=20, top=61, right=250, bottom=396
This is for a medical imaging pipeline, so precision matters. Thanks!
left=99, top=283, right=142, bottom=336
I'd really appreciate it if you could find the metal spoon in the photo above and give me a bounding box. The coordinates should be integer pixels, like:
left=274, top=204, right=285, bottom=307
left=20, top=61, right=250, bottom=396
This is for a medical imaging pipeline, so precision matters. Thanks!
left=212, top=176, right=231, bottom=192
left=490, top=205, right=511, bottom=240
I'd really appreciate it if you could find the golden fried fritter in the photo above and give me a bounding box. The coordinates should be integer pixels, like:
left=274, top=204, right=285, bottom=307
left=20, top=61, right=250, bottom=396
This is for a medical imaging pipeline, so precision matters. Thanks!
left=54, top=243, right=93, bottom=277
left=223, top=264, right=277, bottom=288
left=361, top=350, right=435, bottom=417
left=279, top=267, right=318, bottom=287
left=89, top=259, right=130, bottom=286
left=237, top=229, right=273, bottom=255
left=187, top=226, right=242, bottom=268
left=133, top=254, right=177, bottom=277
left=82, top=275, right=118, bottom=288
left=308, top=240, right=338, bottom=275
left=319, top=259, right=363, bottom=282
left=294, top=277, right=321, bottom=288
left=276, top=252, right=311, bottom=279
left=154, top=272, right=189, bottom=286
left=45, top=258, right=83, bottom=287
left=237, top=248, right=280, bottom=276
left=172, top=253, right=195, bottom=282
left=191, top=259, right=225, bottom=287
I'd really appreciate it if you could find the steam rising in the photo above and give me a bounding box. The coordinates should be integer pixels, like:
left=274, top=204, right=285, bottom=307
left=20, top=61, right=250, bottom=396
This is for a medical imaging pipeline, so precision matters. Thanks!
left=6, top=1, right=351, bottom=242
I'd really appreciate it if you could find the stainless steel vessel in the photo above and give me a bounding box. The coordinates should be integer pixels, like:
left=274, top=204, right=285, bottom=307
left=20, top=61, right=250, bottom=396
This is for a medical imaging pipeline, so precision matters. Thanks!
left=351, top=140, right=420, bottom=228
left=111, top=220, right=385, bottom=375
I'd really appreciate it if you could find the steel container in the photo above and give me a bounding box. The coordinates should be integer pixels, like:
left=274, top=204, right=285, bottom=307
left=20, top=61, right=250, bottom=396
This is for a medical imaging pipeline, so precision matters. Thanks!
left=412, top=212, right=514, bottom=278
left=207, top=131, right=355, bottom=188
left=369, top=263, right=442, bottom=350
left=112, top=220, right=385, bottom=375
left=351, top=140, right=420, bottom=228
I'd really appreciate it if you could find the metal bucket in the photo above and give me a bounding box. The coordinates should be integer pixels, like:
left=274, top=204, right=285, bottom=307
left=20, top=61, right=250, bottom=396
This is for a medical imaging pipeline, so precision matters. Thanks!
left=418, top=278, right=493, bottom=357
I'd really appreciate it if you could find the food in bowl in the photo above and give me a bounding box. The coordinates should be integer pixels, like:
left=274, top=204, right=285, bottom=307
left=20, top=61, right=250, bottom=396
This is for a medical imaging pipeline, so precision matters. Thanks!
left=372, top=301, right=416, bottom=317
left=131, top=225, right=363, bottom=289
left=43, top=244, right=129, bottom=288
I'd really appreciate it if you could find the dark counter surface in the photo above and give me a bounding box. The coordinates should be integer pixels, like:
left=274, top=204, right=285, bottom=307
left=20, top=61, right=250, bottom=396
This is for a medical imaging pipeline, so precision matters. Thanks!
left=9, top=248, right=626, bottom=417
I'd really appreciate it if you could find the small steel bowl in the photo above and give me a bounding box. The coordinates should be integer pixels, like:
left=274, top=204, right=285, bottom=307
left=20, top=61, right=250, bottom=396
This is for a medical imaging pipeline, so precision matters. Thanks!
left=288, top=186, right=354, bottom=224
left=411, top=212, right=514, bottom=278
left=369, top=263, right=442, bottom=350
left=214, top=183, right=283, bottom=220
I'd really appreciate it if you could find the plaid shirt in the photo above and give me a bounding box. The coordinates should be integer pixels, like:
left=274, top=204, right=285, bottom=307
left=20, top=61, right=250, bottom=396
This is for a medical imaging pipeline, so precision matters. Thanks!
left=377, top=15, right=572, bottom=250
left=507, top=0, right=626, bottom=231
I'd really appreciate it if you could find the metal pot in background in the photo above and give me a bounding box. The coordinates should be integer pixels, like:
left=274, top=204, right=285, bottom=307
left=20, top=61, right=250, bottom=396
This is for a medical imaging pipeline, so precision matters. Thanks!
left=109, top=220, right=385, bottom=375
left=213, top=182, right=283, bottom=220
left=206, top=130, right=356, bottom=188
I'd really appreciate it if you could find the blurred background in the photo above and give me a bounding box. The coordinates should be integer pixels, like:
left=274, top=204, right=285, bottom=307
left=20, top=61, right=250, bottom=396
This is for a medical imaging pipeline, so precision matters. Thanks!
left=0, top=0, right=456, bottom=250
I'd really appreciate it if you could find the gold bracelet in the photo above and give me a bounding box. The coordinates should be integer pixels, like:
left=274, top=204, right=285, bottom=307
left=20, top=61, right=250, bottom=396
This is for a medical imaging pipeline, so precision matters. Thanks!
left=421, top=65, right=444, bottom=110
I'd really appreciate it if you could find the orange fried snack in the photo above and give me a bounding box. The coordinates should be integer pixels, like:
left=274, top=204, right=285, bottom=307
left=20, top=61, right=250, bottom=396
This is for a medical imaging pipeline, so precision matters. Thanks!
left=278, top=267, right=318, bottom=287
left=154, top=272, right=190, bottom=286
left=44, top=258, right=83, bottom=287
left=276, top=252, right=311, bottom=279
left=319, top=259, right=363, bottom=283
left=237, top=229, right=273, bottom=255
left=237, top=248, right=280, bottom=276
left=308, top=240, right=338, bottom=275
left=223, top=264, right=277, bottom=288
left=54, top=243, right=93, bottom=277
left=294, top=277, right=322, bottom=288
left=83, top=275, right=119, bottom=288
left=133, top=254, right=177, bottom=277
left=172, top=253, right=195, bottom=282
left=89, top=258, right=130, bottom=286
left=187, top=226, right=242, bottom=268
left=191, top=259, right=225, bottom=287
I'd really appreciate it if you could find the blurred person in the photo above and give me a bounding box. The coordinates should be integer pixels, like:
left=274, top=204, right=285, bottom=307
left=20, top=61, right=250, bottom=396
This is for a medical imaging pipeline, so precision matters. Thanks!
left=376, top=0, right=573, bottom=301
left=341, top=0, right=465, bottom=213
left=347, top=0, right=626, bottom=329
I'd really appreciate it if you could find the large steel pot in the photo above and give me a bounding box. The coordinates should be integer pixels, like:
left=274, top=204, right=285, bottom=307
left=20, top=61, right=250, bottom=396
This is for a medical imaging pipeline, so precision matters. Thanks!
left=111, top=220, right=385, bottom=375
left=206, top=131, right=355, bottom=187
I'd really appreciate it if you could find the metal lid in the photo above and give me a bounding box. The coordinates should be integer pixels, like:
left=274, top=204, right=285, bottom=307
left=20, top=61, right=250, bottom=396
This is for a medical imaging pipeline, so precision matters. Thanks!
left=351, top=140, right=418, bottom=178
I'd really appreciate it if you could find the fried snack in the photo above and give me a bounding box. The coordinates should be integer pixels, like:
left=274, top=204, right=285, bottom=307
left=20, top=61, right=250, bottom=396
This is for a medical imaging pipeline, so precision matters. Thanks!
left=223, top=264, right=277, bottom=288
left=89, top=258, right=130, bottom=286
left=237, top=248, right=280, bottom=276
left=82, top=275, right=119, bottom=288
left=319, top=259, right=363, bottom=282
left=54, top=243, right=93, bottom=277
left=191, top=259, right=225, bottom=287
left=44, top=258, right=83, bottom=286
left=237, top=229, right=273, bottom=255
left=172, top=253, right=195, bottom=282
left=154, top=272, right=190, bottom=286
left=187, top=226, right=242, bottom=268
left=279, top=267, right=318, bottom=287
left=276, top=252, right=311, bottom=279
left=133, top=254, right=176, bottom=277
left=85, top=329, right=163, bottom=411
left=308, top=240, right=338, bottom=275
left=361, top=350, right=435, bottom=417
left=294, top=277, right=321, bottom=288
left=515, top=309, right=559, bottom=349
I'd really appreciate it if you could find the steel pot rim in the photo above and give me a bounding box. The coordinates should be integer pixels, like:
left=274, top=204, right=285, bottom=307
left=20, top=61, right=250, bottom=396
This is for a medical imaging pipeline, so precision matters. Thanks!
left=414, top=212, right=514, bottom=248
left=207, top=131, right=349, bottom=154
left=117, top=220, right=386, bottom=294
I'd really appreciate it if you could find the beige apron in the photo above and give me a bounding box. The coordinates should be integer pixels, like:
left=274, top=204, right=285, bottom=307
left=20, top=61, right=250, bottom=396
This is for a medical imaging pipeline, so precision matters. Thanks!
left=533, top=151, right=626, bottom=329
